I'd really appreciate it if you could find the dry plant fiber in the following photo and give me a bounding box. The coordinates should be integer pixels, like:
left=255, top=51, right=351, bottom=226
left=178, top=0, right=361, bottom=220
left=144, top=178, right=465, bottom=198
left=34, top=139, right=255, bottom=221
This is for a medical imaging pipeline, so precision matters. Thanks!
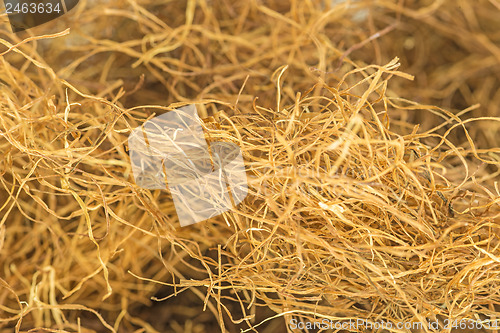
left=1, top=0, right=500, bottom=332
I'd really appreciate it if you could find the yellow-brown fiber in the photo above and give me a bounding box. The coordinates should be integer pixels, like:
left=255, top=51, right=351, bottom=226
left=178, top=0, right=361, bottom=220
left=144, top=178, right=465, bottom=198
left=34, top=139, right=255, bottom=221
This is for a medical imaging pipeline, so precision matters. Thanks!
left=1, top=0, right=499, bottom=332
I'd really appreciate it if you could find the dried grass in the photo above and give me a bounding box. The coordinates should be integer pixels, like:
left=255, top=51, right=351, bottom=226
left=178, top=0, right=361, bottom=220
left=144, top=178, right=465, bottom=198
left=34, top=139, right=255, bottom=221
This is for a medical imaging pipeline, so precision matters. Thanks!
left=1, top=0, right=500, bottom=332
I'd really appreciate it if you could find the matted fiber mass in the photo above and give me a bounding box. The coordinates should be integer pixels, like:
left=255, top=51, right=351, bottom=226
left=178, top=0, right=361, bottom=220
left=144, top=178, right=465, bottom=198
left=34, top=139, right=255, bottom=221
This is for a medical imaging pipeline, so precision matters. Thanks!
left=0, top=0, right=499, bottom=332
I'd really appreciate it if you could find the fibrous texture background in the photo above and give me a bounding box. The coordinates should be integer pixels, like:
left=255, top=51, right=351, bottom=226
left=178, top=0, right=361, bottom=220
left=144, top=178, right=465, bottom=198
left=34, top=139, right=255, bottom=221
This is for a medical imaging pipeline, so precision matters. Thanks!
left=1, top=0, right=500, bottom=332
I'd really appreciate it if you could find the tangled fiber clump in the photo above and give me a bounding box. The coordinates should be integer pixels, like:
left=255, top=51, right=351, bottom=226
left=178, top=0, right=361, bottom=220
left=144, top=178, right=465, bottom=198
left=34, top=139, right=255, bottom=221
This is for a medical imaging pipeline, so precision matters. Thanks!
left=1, top=0, right=500, bottom=332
